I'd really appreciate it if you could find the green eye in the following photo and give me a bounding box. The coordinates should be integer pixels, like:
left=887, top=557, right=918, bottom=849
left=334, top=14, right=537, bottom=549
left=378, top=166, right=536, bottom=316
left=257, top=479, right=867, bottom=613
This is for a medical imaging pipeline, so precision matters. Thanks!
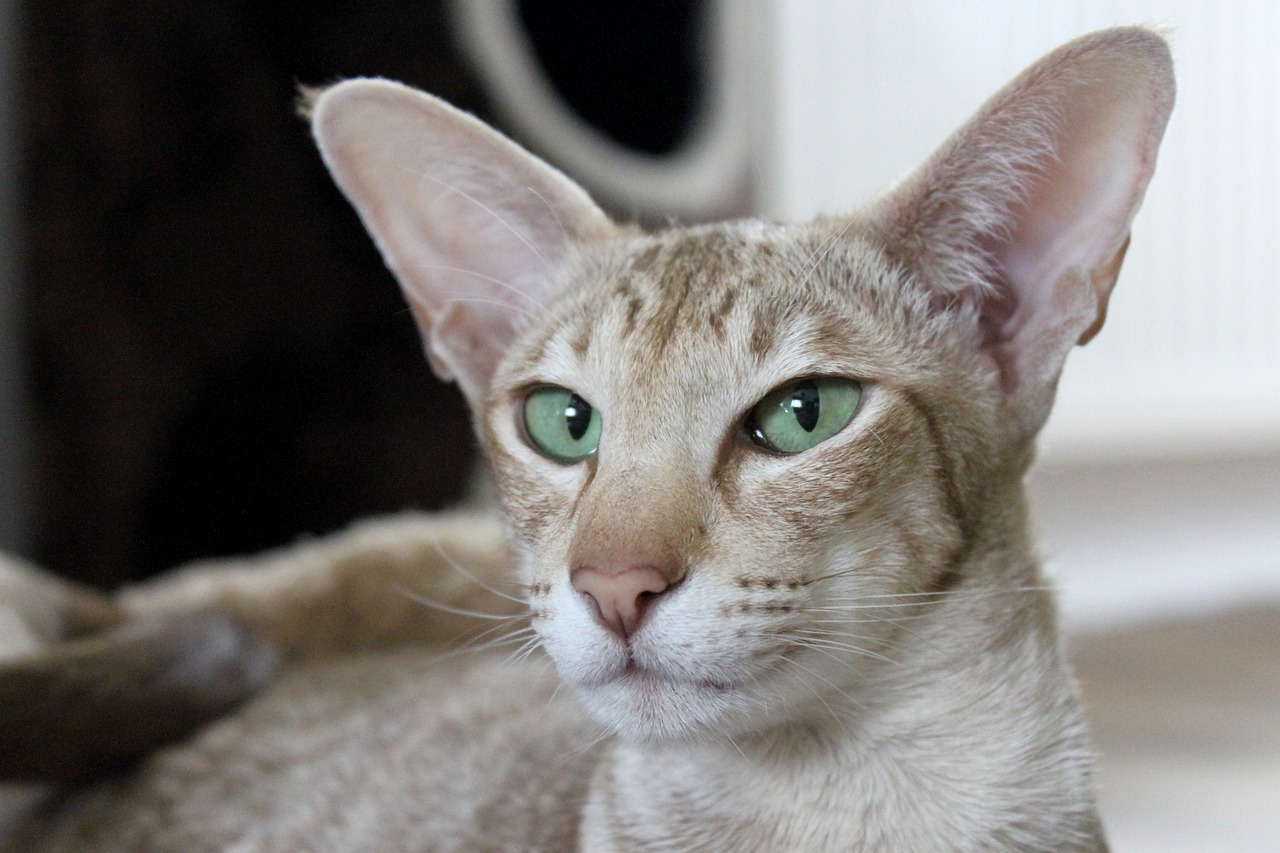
left=523, top=386, right=602, bottom=463
left=748, top=377, right=861, bottom=454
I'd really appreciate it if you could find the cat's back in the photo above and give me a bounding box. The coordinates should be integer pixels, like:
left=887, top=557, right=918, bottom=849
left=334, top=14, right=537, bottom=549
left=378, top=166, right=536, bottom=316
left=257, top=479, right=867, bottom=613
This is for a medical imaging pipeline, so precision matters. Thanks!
left=8, top=651, right=602, bottom=853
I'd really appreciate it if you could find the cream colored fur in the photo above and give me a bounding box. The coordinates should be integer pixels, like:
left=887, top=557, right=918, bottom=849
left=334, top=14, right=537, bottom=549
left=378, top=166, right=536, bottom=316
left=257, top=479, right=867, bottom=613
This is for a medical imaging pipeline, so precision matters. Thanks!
left=1, top=28, right=1174, bottom=852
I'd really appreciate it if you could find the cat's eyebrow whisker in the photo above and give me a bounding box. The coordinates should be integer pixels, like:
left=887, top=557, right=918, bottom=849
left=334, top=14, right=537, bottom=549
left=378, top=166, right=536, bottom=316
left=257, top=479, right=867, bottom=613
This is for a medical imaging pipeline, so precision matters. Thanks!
left=428, top=540, right=528, bottom=606
left=793, top=227, right=840, bottom=286
left=404, top=167, right=554, bottom=272
left=795, top=216, right=858, bottom=290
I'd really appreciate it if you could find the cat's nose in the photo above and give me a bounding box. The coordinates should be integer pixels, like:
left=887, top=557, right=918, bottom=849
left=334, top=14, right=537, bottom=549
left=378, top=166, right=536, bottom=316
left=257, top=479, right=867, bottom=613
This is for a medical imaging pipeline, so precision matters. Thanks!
left=570, top=564, right=671, bottom=640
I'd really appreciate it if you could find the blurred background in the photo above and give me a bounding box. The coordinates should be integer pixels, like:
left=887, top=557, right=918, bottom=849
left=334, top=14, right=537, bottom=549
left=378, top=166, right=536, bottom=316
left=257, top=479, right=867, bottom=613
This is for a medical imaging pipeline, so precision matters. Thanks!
left=0, top=1, right=1275, bottom=849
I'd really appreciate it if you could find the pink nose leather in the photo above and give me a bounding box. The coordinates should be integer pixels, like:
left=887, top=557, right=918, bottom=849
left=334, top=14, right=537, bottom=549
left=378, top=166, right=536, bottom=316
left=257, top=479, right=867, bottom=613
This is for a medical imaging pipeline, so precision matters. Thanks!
left=571, top=564, right=671, bottom=639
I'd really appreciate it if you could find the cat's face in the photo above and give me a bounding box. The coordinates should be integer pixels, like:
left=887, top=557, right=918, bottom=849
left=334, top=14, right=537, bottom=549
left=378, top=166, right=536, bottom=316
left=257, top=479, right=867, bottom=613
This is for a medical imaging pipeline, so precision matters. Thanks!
left=310, top=29, right=1173, bottom=743
left=482, top=221, right=991, bottom=739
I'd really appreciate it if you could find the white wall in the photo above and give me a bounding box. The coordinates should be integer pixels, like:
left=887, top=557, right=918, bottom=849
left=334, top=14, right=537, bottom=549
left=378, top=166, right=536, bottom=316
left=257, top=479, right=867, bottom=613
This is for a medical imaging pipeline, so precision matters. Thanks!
left=1028, top=454, right=1280, bottom=630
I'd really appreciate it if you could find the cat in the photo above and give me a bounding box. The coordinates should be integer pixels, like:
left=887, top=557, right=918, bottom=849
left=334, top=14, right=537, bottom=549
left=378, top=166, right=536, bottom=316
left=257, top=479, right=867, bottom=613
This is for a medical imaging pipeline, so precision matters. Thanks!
left=0, top=555, right=278, bottom=783
left=0, top=26, right=1173, bottom=852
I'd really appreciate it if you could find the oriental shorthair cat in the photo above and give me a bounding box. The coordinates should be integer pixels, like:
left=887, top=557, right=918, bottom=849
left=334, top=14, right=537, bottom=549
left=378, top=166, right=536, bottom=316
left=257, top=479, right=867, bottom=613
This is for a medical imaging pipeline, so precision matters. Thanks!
left=0, top=27, right=1172, bottom=852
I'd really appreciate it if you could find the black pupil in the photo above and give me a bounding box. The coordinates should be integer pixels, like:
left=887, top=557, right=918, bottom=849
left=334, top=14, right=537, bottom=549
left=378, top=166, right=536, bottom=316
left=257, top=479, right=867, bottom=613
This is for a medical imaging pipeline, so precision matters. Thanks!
left=564, top=394, right=592, bottom=441
left=788, top=380, right=820, bottom=432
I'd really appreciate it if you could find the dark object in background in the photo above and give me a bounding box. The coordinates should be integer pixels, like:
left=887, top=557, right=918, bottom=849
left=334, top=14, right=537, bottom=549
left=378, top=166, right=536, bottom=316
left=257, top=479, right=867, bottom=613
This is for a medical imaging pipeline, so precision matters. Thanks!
left=0, top=609, right=277, bottom=781
left=517, top=0, right=701, bottom=155
left=21, top=0, right=487, bottom=586
left=19, top=0, right=703, bottom=587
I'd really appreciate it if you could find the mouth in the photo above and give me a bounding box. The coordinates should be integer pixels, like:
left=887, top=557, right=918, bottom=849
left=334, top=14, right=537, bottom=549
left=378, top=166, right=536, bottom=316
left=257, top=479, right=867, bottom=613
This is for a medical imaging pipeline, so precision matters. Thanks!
left=619, top=660, right=737, bottom=692
left=575, top=650, right=739, bottom=694
left=573, top=665, right=741, bottom=741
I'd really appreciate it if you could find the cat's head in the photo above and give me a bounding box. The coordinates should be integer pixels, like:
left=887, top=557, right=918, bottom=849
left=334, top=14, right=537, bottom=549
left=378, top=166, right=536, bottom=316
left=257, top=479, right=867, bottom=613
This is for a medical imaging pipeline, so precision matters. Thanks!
left=310, top=28, right=1173, bottom=741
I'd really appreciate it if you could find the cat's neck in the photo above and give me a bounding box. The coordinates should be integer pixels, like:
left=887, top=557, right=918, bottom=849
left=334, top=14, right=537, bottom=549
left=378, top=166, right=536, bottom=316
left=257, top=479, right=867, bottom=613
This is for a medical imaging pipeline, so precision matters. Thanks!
left=580, top=506, right=1104, bottom=852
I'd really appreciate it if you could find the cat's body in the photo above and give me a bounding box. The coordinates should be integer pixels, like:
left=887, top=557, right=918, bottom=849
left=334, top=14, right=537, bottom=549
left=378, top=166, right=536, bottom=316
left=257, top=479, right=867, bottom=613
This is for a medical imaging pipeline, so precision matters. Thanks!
left=2, top=511, right=1088, bottom=852
left=0, top=27, right=1174, bottom=852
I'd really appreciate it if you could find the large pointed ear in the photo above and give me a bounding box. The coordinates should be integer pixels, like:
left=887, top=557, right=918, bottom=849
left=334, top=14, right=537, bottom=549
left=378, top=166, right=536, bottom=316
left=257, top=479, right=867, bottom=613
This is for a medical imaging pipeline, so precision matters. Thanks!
left=867, top=27, right=1174, bottom=431
left=309, top=80, right=614, bottom=407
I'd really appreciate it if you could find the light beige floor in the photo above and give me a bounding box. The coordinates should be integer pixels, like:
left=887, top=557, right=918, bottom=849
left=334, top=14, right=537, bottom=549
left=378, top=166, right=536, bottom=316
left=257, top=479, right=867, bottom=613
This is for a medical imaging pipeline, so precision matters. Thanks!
left=1071, top=607, right=1280, bottom=852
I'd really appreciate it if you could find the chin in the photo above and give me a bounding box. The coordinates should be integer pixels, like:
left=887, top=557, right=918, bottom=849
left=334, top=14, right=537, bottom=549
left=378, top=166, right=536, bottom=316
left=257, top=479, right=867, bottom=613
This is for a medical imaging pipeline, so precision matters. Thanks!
left=575, top=666, right=755, bottom=743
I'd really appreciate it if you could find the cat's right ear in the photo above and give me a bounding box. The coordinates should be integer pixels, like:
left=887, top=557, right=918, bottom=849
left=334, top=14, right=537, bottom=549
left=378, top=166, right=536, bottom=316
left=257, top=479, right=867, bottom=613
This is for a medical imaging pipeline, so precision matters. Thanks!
left=308, top=81, right=614, bottom=408
left=864, top=27, right=1174, bottom=435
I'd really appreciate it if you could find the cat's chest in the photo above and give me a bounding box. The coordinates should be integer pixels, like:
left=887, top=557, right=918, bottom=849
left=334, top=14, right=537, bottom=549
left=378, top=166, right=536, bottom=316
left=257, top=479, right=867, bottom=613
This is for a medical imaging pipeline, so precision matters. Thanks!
left=578, top=734, right=888, bottom=852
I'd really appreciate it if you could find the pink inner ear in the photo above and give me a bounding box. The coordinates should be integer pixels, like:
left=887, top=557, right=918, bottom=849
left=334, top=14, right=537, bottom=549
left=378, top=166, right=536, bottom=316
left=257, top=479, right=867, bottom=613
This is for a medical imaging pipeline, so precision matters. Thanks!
left=863, top=29, right=1175, bottom=419
left=996, top=82, right=1157, bottom=349
left=311, top=79, right=613, bottom=407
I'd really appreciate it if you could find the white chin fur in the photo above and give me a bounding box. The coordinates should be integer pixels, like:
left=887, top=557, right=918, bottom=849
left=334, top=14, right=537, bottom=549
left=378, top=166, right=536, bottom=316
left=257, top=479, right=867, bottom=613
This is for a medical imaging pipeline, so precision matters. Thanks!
left=574, top=669, right=748, bottom=742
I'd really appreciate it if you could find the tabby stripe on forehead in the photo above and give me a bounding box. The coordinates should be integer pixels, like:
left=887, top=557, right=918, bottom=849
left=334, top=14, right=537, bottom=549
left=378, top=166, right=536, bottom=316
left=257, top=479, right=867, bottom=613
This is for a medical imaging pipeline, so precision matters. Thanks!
left=622, top=296, right=643, bottom=340
left=645, top=273, right=693, bottom=350
left=569, top=316, right=593, bottom=356
left=749, top=302, right=779, bottom=360
left=706, top=287, right=737, bottom=340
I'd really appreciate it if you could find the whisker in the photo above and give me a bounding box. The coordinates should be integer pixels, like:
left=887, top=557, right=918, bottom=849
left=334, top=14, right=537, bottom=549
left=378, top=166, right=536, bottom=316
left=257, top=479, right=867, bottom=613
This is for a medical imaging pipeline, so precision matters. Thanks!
left=409, top=263, right=541, bottom=309
left=798, top=606, right=954, bottom=659
left=776, top=661, right=855, bottom=736
left=805, top=577, right=1052, bottom=597
left=553, top=725, right=614, bottom=769
left=395, top=584, right=524, bottom=622
left=721, top=732, right=749, bottom=762
left=795, top=217, right=858, bottom=290
left=449, top=617, right=528, bottom=651
left=503, top=633, right=545, bottom=667
left=436, top=295, right=544, bottom=325
left=545, top=678, right=566, bottom=710
left=408, top=169, right=554, bottom=272
left=789, top=631, right=897, bottom=666
left=525, top=185, right=570, bottom=245
left=447, top=618, right=533, bottom=650
left=465, top=630, right=539, bottom=659
left=782, top=656, right=867, bottom=713
left=422, top=623, right=536, bottom=666
left=429, top=540, right=527, bottom=606
left=802, top=612, right=931, bottom=623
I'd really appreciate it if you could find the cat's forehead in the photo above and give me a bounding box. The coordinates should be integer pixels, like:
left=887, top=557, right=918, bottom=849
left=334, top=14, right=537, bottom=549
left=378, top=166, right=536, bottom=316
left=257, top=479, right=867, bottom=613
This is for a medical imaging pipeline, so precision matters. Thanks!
left=524, top=218, right=922, bottom=375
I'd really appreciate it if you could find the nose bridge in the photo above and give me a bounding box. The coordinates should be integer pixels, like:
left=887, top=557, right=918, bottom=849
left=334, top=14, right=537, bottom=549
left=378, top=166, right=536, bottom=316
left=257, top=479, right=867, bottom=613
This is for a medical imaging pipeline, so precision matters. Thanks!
left=570, top=455, right=704, bottom=584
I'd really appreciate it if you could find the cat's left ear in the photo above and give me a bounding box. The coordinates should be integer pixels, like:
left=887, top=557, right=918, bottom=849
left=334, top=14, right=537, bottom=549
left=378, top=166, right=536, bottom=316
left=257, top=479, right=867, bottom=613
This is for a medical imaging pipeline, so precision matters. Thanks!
left=866, top=27, right=1174, bottom=430
left=309, top=80, right=614, bottom=408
